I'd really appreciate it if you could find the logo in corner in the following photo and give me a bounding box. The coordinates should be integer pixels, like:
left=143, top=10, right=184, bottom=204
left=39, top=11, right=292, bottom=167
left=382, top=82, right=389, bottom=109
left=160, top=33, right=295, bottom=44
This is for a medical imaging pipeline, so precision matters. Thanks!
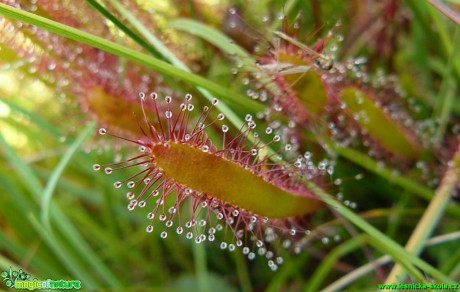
left=1, top=267, right=31, bottom=288
left=1, top=267, right=81, bottom=290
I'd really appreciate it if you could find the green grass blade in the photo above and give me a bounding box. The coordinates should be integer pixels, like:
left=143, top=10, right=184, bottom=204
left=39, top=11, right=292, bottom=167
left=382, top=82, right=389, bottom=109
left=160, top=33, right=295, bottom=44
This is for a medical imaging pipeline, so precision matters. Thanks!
left=1, top=112, right=120, bottom=287
left=27, top=214, right=99, bottom=288
left=266, top=252, right=310, bottom=292
left=85, top=0, right=164, bottom=60
left=385, top=145, right=460, bottom=283
left=427, top=2, right=460, bottom=78
left=0, top=3, right=261, bottom=116
left=0, top=132, right=43, bottom=200
left=106, top=0, right=189, bottom=69
left=233, top=252, right=253, bottom=292
left=405, top=0, right=460, bottom=80
left=331, top=144, right=460, bottom=216
left=0, top=255, right=38, bottom=279
left=105, top=0, right=263, bottom=137
left=0, top=232, right=55, bottom=276
left=308, top=182, right=456, bottom=284
left=192, top=238, right=210, bottom=292
left=168, top=18, right=249, bottom=58
left=0, top=167, right=37, bottom=214
left=50, top=208, right=123, bottom=287
left=335, top=146, right=432, bottom=199
left=433, top=27, right=459, bottom=143
left=304, top=235, right=366, bottom=292
left=324, top=231, right=460, bottom=291
left=40, top=121, right=96, bottom=228
left=322, top=256, right=392, bottom=292
left=0, top=97, right=63, bottom=138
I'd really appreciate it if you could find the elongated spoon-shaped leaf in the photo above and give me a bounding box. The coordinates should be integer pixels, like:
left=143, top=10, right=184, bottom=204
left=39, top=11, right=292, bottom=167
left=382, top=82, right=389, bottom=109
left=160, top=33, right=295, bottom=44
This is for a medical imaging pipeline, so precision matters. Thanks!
left=85, top=86, right=159, bottom=136
left=152, top=141, right=323, bottom=218
left=278, top=52, right=329, bottom=119
left=340, top=87, right=421, bottom=159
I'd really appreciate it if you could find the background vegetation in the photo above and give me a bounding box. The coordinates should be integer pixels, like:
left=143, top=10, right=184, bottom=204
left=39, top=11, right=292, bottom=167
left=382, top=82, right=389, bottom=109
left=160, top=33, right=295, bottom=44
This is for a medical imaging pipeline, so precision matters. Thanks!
left=0, top=0, right=459, bottom=291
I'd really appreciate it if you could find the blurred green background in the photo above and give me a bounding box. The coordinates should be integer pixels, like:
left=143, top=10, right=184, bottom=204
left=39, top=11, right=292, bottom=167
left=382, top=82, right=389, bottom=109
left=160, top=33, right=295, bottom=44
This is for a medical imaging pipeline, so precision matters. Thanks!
left=1, top=0, right=460, bottom=291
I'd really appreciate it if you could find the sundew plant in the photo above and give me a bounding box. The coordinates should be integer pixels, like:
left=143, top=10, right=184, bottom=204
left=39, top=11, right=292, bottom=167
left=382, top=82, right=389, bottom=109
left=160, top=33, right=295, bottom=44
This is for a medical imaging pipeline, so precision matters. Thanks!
left=0, top=0, right=459, bottom=291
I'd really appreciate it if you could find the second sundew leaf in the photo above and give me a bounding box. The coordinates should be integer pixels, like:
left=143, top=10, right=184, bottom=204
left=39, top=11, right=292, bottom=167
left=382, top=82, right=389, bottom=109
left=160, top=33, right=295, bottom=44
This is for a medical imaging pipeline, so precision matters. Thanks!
left=151, top=142, right=323, bottom=218
left=339, top=87, right=421, bottom=159
left=0, top=44, right=21, bottom=65
left=278, top=52, right=329, bottom=118
left=84, top=86, right=157, bottom=136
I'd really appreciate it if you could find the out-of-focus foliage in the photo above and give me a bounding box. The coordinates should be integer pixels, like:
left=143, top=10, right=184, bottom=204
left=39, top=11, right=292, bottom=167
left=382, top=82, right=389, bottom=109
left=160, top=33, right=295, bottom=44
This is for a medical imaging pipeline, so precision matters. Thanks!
left=0, top=0, right=459, bottom=291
